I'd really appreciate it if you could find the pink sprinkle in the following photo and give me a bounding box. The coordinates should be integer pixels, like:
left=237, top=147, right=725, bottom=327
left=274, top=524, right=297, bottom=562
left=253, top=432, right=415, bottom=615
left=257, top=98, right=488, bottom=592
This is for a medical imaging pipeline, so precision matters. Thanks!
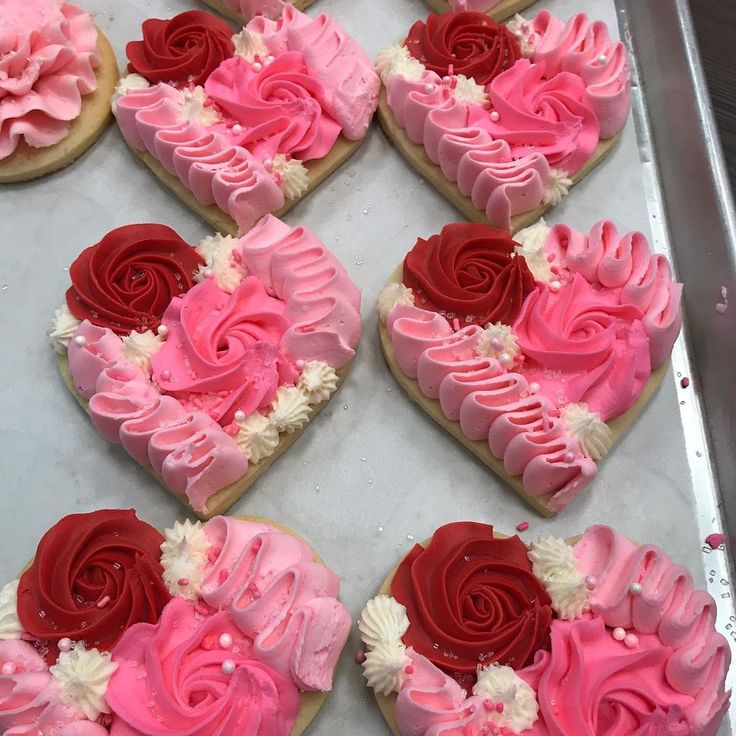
left=195, top=603, right=210, bottom=616
left=516, top=522, right=529, bottom=532
left=500, top=728, right=511, bottom=736
left=452, top=318, right=461, bottom=331
left=96, top=595, right=111, bottom=609
left=251, top=540, right=262, bottom=554
left=495, top=702, right=504, bottom=713
left=448, top=64, right=454, bottom=76
left=354, top=650, right=366, bottom=664
left=248, top=583, right=261, bottom=599
left=547, top=253, right=555, bottom=262
left=207, top=547, right=222, bottom=564
left=680, top=377, right=690, bottom=388
left=219, top=569, right=229, bottom=584
left=404, top=665, right=414, bottom=674
left=483, top=699, right=494, bottom=711
left=231, top=249, right=242, bottom=264
left=706, top=533, right=726, bottom=549
left=178, top=578, right=189, bottom=587
left=223, top=423, right=239, bottom=436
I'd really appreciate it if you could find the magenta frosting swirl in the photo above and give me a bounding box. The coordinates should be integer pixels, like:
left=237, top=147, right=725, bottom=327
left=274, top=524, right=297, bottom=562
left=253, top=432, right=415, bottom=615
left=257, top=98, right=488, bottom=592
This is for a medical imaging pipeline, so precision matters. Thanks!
left=0, top=0, right=100, bottom=159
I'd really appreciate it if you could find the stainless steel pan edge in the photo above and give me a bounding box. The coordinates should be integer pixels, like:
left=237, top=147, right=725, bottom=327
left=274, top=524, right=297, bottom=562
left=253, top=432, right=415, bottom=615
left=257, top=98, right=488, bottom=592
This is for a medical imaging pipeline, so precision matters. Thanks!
left=616, top=0, right=736, bottom=710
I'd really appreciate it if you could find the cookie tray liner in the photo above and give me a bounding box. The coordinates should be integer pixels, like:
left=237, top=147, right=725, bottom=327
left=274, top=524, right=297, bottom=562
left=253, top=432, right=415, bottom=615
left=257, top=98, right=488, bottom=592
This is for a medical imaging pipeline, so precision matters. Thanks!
left=0, top=0, right=733, bottom=733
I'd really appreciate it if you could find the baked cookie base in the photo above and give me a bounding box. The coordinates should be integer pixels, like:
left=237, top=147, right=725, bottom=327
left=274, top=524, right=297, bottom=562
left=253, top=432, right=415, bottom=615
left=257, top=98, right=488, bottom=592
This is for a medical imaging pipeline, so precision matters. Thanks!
left=376, top=88, right=623, bottom=235
left=57, top=352, right=353, bottom=520
left=379, top=263, right=669, bottom=517
left=127, top=134, right=366, bottom=236
left=200, top=0, right=317, bottom=26
left=0, top=29, right=119, bottom=184
left=424, top=0, right=536, bottom=21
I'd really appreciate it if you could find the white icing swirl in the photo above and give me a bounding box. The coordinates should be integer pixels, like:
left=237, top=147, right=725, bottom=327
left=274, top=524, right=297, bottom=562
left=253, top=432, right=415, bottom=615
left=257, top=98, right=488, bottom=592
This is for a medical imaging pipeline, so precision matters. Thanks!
left=561, top=403, right=613, bottom=460
left=111, top=73, right=150, bottom=114
left=236, top=411, right=279, bottom=464
left=453, top=74, right=489, bottom=107
left=160, top=520, right=211, bottom=600
left=270, top=386, right=311, bottom=433
left=271, top=154, right=309, bottom=200
left=48, top=304, right=81, bottom=354
left=362, top=642, right=411, bottom=696
left=514, top=219, right=554, bottom=282
left=359, top=595, right=410, bottom=649
left=473, top=663, right=540, bottom=732
left=374, top=45, right=425, bottom=86
left=179, top=86, right=221, bottom=126
left=475, top=322, right=520, bottom=360
left=528, top=536, right=588, bottom=620
left=378, top=282, right=415, bottom=323
left=506, top=14, right=536, bottom=58
left=195, top=233, right=246, bottom=294
left=298, top=361, right=338, bottom=404
left=543, top=168, right=572, bottom=206
left=121, top=330, right=163, bottom=375
left=232, top=28, right=268, bottom=62
left=0, top=579, right=22, bottom=640
left=49, top=645, right=118, bottom=720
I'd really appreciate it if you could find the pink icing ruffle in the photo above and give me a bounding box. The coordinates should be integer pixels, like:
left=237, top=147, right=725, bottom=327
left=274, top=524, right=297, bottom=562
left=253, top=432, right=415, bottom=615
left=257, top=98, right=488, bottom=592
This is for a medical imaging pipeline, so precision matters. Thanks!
left=0, top=639, right=107, bottom=736
left=200, top=516, right=352, bottom=691
left=238, top=215, right=362, bottom=368
left=0, top=0, right=100, bottom=159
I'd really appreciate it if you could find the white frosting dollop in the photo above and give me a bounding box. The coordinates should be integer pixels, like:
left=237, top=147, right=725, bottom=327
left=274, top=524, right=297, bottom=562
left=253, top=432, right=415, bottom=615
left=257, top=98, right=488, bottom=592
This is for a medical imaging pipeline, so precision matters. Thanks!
left=160, top=519, right=211, bottom=600
left=298, top=361, right=339, bottom=404
left=528, top=536, right=588, bottom=620
left=178, top=86, right=221, bottom=126
left=48, top=304, right=81, bottom=354
left=543, top=168, right=573, bottom=206
left=111, top=73, right=150, bottom=114
left=121, top=330, right=163, bottom=375
left=362, top=642, right=411, bottom=696
left=50, top=645, right=118, bottom=720
left=195, top=233, right=246, bottom=294
left=374, top=45, right=425, bottom=86
left=452, top=74, right=489, bottom=107
left=378, top=282, right=415, bottom=323
left=473, top=663, right=540, bottom=732
left=506, top=14, right=536, bottom=58
left=0, top=579, right=23, bottom=640
left=271, top=154, right=309, bottom=200
left=561, top=403, right=613, bottom=460
left=359, top=595, right=410, bottom=649
left=232, top=28, right=268, bottom=62
left=514, top=219, right=554, bottom=282
left=475, top=322, right=520, bottom=361
left=236, top=411, right=279, bottom=464
left=270, top=386, right=311, bottom=433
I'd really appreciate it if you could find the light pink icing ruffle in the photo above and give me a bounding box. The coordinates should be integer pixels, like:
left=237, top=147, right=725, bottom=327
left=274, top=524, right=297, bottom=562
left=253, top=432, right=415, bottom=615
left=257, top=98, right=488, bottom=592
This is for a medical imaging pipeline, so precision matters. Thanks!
left=387, top=304, right=596, bottom=509
left=107, top=597, right=300, bottom=736
left=0, top=0, right=100, bottom=159
left=247, top=7, right=380, bottom=141
left=0, top=639, right=107, bottom=736
left=528, top=10, right=631, bottom=139
left=233, top=0, right=288, bottom=21
left=199, top=516, right=352, bottom=691
left=114, top=85, right=285, bottom=233
left=573, top=525, right=732, bottom=734
left=238, top=215, right=362, bottom=368
left=67, top=321, right=248, bottom=512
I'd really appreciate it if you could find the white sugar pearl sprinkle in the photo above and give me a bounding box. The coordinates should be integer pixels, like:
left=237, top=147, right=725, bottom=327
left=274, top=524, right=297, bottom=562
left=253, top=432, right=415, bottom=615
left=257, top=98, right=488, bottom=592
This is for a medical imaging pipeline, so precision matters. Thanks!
left=612, top=627, right=626, bottom=641
left=499, top=352, right=512, bottom=366
left=221, top=659, right=236, bottom=675
left=624, top=633, right=639, bottom=648
left=629, top=582, right=642, bottom=595
left=231, top=124, right=243, bottom=135
left=490, top=111, right=500, bottom=122
left=597, top=54, right=607, bottom=64
left=157, top=324, right=168, bottom=337
left=73, top=335, right=86, bottom=347
left=424, top=83, right=435, bottom=94
left=219, top=633, right=233, bottom=649
left=234, top=410, right=246, bottom=423
left=58, top=638, right=73, bottom=652
left=529, top=382, right=540, bottom=393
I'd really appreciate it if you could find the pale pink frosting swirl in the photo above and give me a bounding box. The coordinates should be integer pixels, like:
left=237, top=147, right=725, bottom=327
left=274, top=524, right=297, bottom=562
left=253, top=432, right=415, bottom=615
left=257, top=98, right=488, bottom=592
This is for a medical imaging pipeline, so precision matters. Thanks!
left=0, top=0, right=99, bottom=159
left=0, top=639, right=107, bottom=736
left=199, top=516, right=352, bottom=691
left=66, top=320, right=124, bottom=400
left=106, top=597, right=300, bottom=736
left=151, top=277, right=298, bottom=425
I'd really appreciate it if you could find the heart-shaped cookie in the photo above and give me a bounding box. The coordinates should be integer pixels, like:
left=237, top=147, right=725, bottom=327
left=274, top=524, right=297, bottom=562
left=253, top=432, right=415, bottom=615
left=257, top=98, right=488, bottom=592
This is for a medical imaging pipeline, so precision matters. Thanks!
left=375, top=10, right=630, bottom=232
left=378, top=219, right=682, bottom=516
left=424, top=0, right=535, bottom=20
left=358, top=521, right=731, bottom=736
left=49, top=216, right=361, bottom=518
left=200, top=0, right=317, bottom=28
left=1, top=508, right=350, bottom=735
left=113, top=7, right=379, bottom=236
left=0, top=0, right=119, bottom=184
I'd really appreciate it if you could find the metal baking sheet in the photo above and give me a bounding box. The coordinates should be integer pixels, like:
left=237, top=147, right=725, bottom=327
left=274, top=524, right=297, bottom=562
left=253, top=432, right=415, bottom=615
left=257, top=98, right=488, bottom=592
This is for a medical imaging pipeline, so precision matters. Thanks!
left=0, top=0, right=733, bottom=733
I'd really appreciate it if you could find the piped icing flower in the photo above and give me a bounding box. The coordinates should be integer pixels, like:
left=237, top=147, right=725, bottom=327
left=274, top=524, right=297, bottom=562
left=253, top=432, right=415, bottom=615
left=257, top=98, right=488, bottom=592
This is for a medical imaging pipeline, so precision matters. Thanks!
left=361, top=523, right=732, bottom=736
left=159, top=519, right=211, bottom=600
left=298, top=361, right=339, bottom=403
left=378, top=283, right=415, bottom=323
left=121, top=330, right=163, bottom=375
left=0, top=580, right=22, bottom=640
left=48, top=304, right=81, bottom=354
left=528, top=537, right=588, bottom=620
left=0, top=0, right=100, bottom=160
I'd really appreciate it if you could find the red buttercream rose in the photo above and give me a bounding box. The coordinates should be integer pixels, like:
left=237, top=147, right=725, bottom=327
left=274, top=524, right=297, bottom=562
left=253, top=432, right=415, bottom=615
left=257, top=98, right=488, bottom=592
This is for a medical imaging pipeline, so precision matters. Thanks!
left=403, top=222, right=535, bottom=326
left=126, top=10, right=234, bottom=88
left=391, top=521, right=552, bottom=687
left=406, top=12, right=521, bottom=86
left=17, top=510, right=171, bottom=664
left=66, top=224, right=205, bottom=336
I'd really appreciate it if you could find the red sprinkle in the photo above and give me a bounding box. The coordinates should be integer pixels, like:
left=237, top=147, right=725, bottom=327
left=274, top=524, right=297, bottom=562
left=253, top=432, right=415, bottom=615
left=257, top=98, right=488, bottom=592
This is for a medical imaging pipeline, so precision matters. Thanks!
left=354, top=650, right=366, bottom=664
left=178, top=578, right=189, bottom=586
left=404, top=665, right=414, bottom=674
left=680, top=377, right=690, bottom=388
left=516, top=522, right=530, bottom=532
left=219, top=569, right=229, bottom=583
left=706, top=533, right=726, bottom=549
left=495, top=702, right=504, bottom=713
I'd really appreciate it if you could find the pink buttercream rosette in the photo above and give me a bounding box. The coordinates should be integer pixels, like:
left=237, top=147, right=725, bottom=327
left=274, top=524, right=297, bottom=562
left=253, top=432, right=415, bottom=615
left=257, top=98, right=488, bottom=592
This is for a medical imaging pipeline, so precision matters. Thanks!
left=0, top=0, right=100, bottom=159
